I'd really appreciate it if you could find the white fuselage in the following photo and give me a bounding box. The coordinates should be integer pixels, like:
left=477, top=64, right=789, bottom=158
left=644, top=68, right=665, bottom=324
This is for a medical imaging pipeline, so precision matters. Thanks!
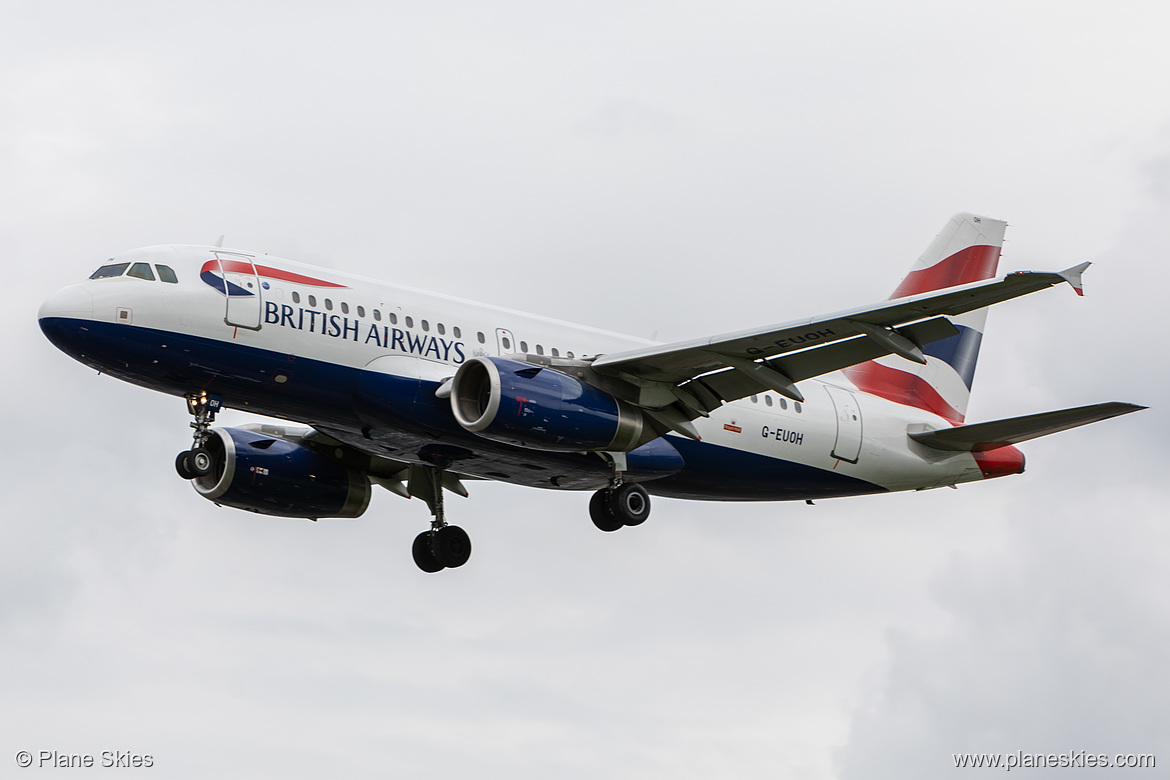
left=38, top=244, right=999, bottom=500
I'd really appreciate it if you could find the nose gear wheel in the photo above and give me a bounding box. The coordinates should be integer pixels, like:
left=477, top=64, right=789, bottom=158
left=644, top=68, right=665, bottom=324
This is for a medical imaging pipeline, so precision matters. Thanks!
left=175, top=393, right=222, bottom=481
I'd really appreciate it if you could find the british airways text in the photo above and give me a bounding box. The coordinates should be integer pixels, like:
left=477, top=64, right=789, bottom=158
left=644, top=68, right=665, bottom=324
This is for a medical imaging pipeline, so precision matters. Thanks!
left=264, top=302, right=466, bottom=363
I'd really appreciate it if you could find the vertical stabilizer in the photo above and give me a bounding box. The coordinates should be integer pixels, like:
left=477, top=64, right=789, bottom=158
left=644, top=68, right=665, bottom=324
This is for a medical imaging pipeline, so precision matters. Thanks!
left=844, top=213, right=1007, bottom=424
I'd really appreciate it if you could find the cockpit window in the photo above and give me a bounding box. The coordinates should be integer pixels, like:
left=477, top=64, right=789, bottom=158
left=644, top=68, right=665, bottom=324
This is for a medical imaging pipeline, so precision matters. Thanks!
left=90, top=262, right=129, bottom=279
left=127, top=262, right=155, bottom=281
left=156, top=264, right=179, bottom=283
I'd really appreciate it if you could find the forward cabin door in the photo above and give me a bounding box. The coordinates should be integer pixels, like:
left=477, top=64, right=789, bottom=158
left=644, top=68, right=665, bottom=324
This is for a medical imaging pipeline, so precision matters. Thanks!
left=824, top=384, right=863, bottom=463
left=216, top=252, right=263, bottom=330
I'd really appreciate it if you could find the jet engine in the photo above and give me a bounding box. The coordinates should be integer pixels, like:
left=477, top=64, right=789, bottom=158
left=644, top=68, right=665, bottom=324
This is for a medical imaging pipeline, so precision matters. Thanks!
left=450, top=357, right=645, bottom=452
left=190, top=427, right=371, bottom=519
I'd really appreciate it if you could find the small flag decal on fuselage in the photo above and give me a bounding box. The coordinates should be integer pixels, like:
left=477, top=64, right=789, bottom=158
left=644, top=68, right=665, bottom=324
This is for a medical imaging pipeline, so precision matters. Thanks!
left=724, top=422, right=742, bottom=434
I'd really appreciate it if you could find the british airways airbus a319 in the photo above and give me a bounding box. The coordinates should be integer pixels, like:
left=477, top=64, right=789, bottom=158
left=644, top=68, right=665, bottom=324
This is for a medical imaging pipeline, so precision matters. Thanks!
left=38, top=214, right=1143, bottom=572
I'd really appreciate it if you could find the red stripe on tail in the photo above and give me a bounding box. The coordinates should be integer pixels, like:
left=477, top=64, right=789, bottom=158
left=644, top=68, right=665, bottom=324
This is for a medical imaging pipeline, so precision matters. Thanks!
left=891, top=245, right=1001, bottom=299
left=843, top=361, right=965, bottom=424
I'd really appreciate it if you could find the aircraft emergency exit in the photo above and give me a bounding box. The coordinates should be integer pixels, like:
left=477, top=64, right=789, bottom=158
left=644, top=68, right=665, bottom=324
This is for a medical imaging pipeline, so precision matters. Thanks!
left=38, top=214, right=1144, bottom=572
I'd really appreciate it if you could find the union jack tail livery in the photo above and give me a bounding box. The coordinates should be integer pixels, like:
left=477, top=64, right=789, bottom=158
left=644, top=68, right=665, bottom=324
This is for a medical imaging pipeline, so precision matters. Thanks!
left=844, top=213, right=1006, bottom=424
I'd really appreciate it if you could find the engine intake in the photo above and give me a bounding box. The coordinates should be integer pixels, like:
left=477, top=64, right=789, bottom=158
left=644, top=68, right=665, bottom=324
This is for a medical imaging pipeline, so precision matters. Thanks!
left=192, top=427, right=370, bottom=519
left=450, top=357, right=644, bottom=452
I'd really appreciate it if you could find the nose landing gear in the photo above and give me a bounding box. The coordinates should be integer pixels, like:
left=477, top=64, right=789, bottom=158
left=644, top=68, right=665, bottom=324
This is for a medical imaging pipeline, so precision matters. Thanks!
left=175, top=393, right=222, bottom=481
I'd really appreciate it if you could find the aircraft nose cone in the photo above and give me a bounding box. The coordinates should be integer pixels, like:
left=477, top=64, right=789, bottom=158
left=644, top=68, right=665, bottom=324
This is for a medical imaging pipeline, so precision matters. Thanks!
left=38, top=284, right=94, bottom=320
left=39, top=285, right=95, bottom=356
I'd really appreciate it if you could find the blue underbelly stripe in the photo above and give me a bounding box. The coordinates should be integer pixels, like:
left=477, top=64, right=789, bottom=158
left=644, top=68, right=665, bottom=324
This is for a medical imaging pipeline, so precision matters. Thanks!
left=39, top=316, right=885, bottom=500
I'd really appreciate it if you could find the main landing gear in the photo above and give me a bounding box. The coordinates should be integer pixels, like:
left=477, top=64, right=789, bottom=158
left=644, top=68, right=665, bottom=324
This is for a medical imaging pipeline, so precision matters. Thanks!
left=409, top=465, right=472, bottom=573
left=589, top=454, right=651, bottom=532
left=589, top=483, right=651, bottom=531
left=175, top=393, right=222, bottom=481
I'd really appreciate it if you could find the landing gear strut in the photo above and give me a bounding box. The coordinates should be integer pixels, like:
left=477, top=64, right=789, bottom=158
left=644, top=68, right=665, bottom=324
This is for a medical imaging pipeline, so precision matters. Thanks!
left=589, top=452, right=651, bottom=531
left=175, top=393, right=222, bottom=480
left=409, top=465, right=472, bottom=573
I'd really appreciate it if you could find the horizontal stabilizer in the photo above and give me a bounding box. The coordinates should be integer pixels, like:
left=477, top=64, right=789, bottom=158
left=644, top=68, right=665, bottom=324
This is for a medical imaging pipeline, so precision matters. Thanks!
left=909, top=402, right=1145, bottom=452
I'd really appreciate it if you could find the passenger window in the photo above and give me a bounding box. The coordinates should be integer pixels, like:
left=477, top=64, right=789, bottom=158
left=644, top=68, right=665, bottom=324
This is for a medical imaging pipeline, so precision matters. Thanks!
left=325, top=299, right=333, bottom=311
left=794, top=402, right=803, bottom=413
left=453, top=326, right=461, bottom=338
left=373, top=309, right=381, bottom=321
left=357, top=306, right=365, bottom=318
left=437, top=323, right=445, bottom=335
left=156, top=265, right=179, bottom=283
left=341, top=302, right=349, bottom=314
left=535, top=344, right=544, bottom=356
left=765, top=395, right=773, bottom=407
left=780, top=398, right=788, bottom=410
left=405, top=316, right=413, bottom=328
left=520, top=341, right=528, bottom=352
left=421, top=320, right=429, bottom=332
left=89, top=262, right=129, bottom=279
left=127, top=262, right=155, bottom=281
left=292, top=291, right=301, bottom=304
left=567, top=351, right=574, bottom=359
left=502, top=336, right=511, bottom=350
left=389, top=313, right=398, bottom=325
left=308, top=295, right=317, bottom=307
left=551, top=348, right=560, bottom=357
left=751, top=395, right=758, bottom=403
left=477, top=332, right=485, bottom=344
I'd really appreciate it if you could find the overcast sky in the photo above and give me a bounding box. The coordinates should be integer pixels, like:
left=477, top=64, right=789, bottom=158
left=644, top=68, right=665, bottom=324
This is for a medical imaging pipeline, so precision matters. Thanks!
left=3, top=1, right=1168, bottom=777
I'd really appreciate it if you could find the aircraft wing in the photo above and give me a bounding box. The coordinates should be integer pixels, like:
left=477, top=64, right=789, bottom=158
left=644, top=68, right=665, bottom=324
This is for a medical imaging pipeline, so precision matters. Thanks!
left=588, top=264, right=1089, bottom=411
left=291, top=425, right=480, bottom=499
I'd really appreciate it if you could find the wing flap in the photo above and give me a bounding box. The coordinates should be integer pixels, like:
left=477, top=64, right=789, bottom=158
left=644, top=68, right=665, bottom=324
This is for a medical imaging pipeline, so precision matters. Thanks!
left=689, top=317, right=959, bottom=405
left=908, top=402, right=1145, bottom=452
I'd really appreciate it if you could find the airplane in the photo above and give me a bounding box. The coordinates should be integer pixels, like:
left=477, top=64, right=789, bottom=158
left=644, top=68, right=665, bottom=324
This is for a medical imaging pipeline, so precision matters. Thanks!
left=38, top=213, right=1143, bottom=572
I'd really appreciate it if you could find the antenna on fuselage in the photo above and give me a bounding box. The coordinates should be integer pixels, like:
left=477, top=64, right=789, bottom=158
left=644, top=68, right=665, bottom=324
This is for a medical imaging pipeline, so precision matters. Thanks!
left=214, top=235, right=225, bottom=248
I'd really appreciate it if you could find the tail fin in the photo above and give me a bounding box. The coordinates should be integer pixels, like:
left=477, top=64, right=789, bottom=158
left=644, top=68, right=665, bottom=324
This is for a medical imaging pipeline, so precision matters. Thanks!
left=844, top=213, right=1007, bottom=424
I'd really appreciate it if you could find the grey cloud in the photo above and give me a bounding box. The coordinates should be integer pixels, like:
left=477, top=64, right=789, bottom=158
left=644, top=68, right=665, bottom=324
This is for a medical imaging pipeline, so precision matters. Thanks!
left=4, top=2, right=1170, bottom=778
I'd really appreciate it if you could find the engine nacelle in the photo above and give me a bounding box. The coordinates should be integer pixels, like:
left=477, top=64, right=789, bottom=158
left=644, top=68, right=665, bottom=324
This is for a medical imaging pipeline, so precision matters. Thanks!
left=450, top=356, right=644, bottom=452
left=192, top=427, right=371, bottom=519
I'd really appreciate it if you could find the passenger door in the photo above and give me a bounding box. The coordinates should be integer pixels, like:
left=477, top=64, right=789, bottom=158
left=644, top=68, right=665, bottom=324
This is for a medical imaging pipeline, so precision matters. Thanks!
left=216, top=252, right=263, bottom=330
left=824, top=384, right=863, bottom=463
